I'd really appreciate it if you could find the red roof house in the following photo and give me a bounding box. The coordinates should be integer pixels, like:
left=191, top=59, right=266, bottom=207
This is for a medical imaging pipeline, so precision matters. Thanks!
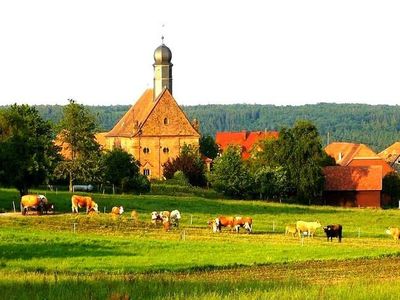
left=215, top=130, right=279, bottom=159
left=323, top=165, right=383, bottom=207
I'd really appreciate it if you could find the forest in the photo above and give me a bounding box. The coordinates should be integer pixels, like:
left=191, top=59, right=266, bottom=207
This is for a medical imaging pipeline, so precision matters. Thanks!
left=2, top=102, right=399, bottom=151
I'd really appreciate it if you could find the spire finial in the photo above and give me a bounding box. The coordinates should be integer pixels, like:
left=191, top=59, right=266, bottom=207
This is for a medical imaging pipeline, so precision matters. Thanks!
left=161, top=24, right=165, bottom=44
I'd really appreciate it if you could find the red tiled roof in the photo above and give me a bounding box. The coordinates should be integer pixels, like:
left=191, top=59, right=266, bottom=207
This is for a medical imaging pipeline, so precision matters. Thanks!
left=323, top=165, right=382, bottom=191
left=324, top=142, right=380, bottom=166
left=215, top=130, right=279, bottom=159
left=106, top=89, right=155, bottom=137
left=378, top=142, right=400, bottom=165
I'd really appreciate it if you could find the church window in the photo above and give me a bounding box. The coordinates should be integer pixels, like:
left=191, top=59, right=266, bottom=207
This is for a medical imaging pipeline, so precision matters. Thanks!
left=163, top=147, right=169, bottom=154
left=143, top=169, right=151, bottom=176
left=164, top=117, right=169, bottom=125
left=143, top=147, right=150, bottom=154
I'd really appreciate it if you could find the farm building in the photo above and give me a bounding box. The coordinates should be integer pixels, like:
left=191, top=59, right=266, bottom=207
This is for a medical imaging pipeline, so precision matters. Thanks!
left=325, top=142, right=394, bottom=177
left=323, top=165, right=383, bottom=207
left=378, top=142, right=400, bottom=170
left=215, top=130, right=278, bottom=159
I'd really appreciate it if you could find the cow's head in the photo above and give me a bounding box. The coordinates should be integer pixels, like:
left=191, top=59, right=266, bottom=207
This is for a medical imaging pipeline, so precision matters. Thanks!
left=151, top=211, right=159, bottom=221
left=93, top=203, right=99, bottom=212
left=39, top=195, right=48, bottom=203
left=212, top=218, right=221, bottom=233
left=386, top=227, right=394, bottom=235
left=119, top=206, right=124, bottom=214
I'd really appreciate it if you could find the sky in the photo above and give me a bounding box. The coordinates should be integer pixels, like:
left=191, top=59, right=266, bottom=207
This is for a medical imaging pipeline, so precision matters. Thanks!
left=0, top=0, right=400, bottom=107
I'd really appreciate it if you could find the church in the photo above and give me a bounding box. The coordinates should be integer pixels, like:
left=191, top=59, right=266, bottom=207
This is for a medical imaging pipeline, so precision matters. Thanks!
left=101, top=41, right=200, bottom=179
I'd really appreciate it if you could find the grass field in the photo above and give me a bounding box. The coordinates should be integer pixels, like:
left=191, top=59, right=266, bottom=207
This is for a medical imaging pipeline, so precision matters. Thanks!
left=1, top=188, right=400, bottom=299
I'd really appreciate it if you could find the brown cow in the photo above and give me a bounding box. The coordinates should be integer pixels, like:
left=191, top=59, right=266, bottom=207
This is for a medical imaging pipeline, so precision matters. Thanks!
left=233, top=217, right=253, bottom=233
left=386, top=227, right=400, bottom=240
left=20, top=195, right=48, bottom=215
left=131, top=210, right=139, bottom=222
left=71, top=195, right=98, bottom=213
left=212, top=216, right=236, bottom=233
left=111, top=206, right=124, bottom=216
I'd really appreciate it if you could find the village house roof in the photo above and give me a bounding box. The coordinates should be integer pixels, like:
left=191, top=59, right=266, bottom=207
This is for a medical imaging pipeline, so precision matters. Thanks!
left=378, top=142, right=400, bottom=165
left=215, top=130, right=279, bottom=159
left=325, top=142, right=394, bottom=177
left=323, top=165, right=382, bottom=191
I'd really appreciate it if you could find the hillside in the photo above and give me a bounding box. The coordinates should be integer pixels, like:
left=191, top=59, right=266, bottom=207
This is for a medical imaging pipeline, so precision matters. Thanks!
left=2, top=103, right=400, bottom=151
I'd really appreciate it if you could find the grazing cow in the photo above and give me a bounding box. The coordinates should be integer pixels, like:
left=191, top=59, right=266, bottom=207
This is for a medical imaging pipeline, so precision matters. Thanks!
left=386, top=227, right=400, bottom=240
left=87, top=208, right=99, bottom=216
left=285, top=224, right=298, bottom=237
left=233, top=216, right=253, bottom=233
left=20, top=195, right=48, bottom=215
left=296, top=221, right=321, bottom=238
left=170, top=210, right=181, bottom=227
left=111, top=206, right=124, bottom=216
left=131, top=210, right=139, bottom=222
left=212, top=216, right=236, bottom=233
left=323, top=224, right=343, bottom=242
left=42, top=202, right=55, bottom=214
left=151, top=211, right=163, bottom=224
left=71, top=195, right=98, bottom=214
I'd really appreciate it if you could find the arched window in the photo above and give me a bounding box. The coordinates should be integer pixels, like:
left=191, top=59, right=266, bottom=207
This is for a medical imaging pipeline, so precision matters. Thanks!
left=163, top=147, right=169, bottom=154
left=143, top=147, right=150, bottom=154
left=163, top=117, right=169, bottom=125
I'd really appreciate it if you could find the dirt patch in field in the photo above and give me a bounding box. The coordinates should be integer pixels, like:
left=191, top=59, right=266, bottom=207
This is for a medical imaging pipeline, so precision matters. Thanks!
left=147, top=257, right=400, bottom=284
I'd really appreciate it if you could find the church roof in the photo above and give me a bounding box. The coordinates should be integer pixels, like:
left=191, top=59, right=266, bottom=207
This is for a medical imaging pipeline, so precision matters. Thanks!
left=106, top=89, right=156, bottom=137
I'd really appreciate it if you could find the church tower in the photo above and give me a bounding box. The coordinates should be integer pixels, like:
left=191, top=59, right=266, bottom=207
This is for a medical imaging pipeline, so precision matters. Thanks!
left=153, top=38, right=173, bottom=100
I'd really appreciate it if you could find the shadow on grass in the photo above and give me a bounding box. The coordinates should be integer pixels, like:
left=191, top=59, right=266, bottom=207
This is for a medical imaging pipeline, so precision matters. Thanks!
left=0, top=241, right=133, bottom=260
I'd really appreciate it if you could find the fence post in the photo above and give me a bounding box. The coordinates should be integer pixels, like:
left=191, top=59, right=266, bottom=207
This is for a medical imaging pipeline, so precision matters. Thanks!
left=73, top=223, right=77, bottom=234
left=272, top=221, right=275, bottom=232
left=190, top=215, right=193, bottom=225
left=104, top=207, right=106, bottom=213
left=12, top=201, right=16, bottom=213
left=358, top=227, right=361, bottom=238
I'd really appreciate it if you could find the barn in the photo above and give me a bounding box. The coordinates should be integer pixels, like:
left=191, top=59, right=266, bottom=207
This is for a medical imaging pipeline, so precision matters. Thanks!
left=323, top=165, right=383, bottom=208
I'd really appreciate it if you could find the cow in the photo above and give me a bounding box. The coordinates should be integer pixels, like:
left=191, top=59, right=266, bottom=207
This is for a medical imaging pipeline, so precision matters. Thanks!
left=111, top=206, right=124, bottom=216
left=296, top=221, right=321, bottom=238
left=170, top=210, right=181, bottom=227
left=151, top=211, right=163, bottom=224
left=285, top=224, right=298, bottom=237
left=386, top=227, right=400, bottom=240
left=323, top=224, right=342, bottom=242
left=20, top=194, right=48, bottom=215
left=42, top=202, right=55, bottom=214
left=212, top=216, right=236, bottom=233
left=233, top=216, right=253, bottom=233
left=71, top=195, right=98, bottom=214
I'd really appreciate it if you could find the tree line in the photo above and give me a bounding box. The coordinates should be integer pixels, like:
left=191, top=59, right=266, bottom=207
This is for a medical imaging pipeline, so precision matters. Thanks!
left=1, top=102, right=399, bottom=151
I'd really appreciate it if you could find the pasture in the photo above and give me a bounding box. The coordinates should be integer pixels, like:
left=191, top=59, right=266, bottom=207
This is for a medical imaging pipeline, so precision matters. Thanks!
left=1, top=188, right=400, bottom=299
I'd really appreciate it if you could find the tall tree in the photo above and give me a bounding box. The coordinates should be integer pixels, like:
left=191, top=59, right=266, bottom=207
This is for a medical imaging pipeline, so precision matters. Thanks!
left=0, top=104, right=60, bottom=196
left=163, top=144, right=207, bottom=186
left=55, top=100, right=101, bottom=191
left=199, top=135, right=219, bottom=159
left=102, top=148, right=150, bottom=193
left=210, top=145, right=253, bottom=198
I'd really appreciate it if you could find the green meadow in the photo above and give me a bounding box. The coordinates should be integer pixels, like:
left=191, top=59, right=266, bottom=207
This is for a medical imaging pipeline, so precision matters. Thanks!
left=1, top=188, right=400, bottom=299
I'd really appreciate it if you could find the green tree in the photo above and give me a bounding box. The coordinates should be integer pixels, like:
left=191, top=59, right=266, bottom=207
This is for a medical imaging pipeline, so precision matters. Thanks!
left=0, top=104, right=60, bottom=196
left=383, top=172, right=400, bottom=207
left=163, top=144, right=207, bottom=187
left=199, top=135, right=219, bottom=159
left=102, top=148, right=150, bottom=193
left=253, top=166, right=288, bottom=201
left=210, top=145, right=253, bottom=198
left=55, top=100, right=102, bottom=191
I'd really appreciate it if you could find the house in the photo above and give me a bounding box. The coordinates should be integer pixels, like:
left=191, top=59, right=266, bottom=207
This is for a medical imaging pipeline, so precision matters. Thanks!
left=325, top=142, right=394, bottom=177
left=323, top=165, right=382, bottom=207
left=215, top=130, right=279, bottom=159
left=378, top=142, right=400, bottom=170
